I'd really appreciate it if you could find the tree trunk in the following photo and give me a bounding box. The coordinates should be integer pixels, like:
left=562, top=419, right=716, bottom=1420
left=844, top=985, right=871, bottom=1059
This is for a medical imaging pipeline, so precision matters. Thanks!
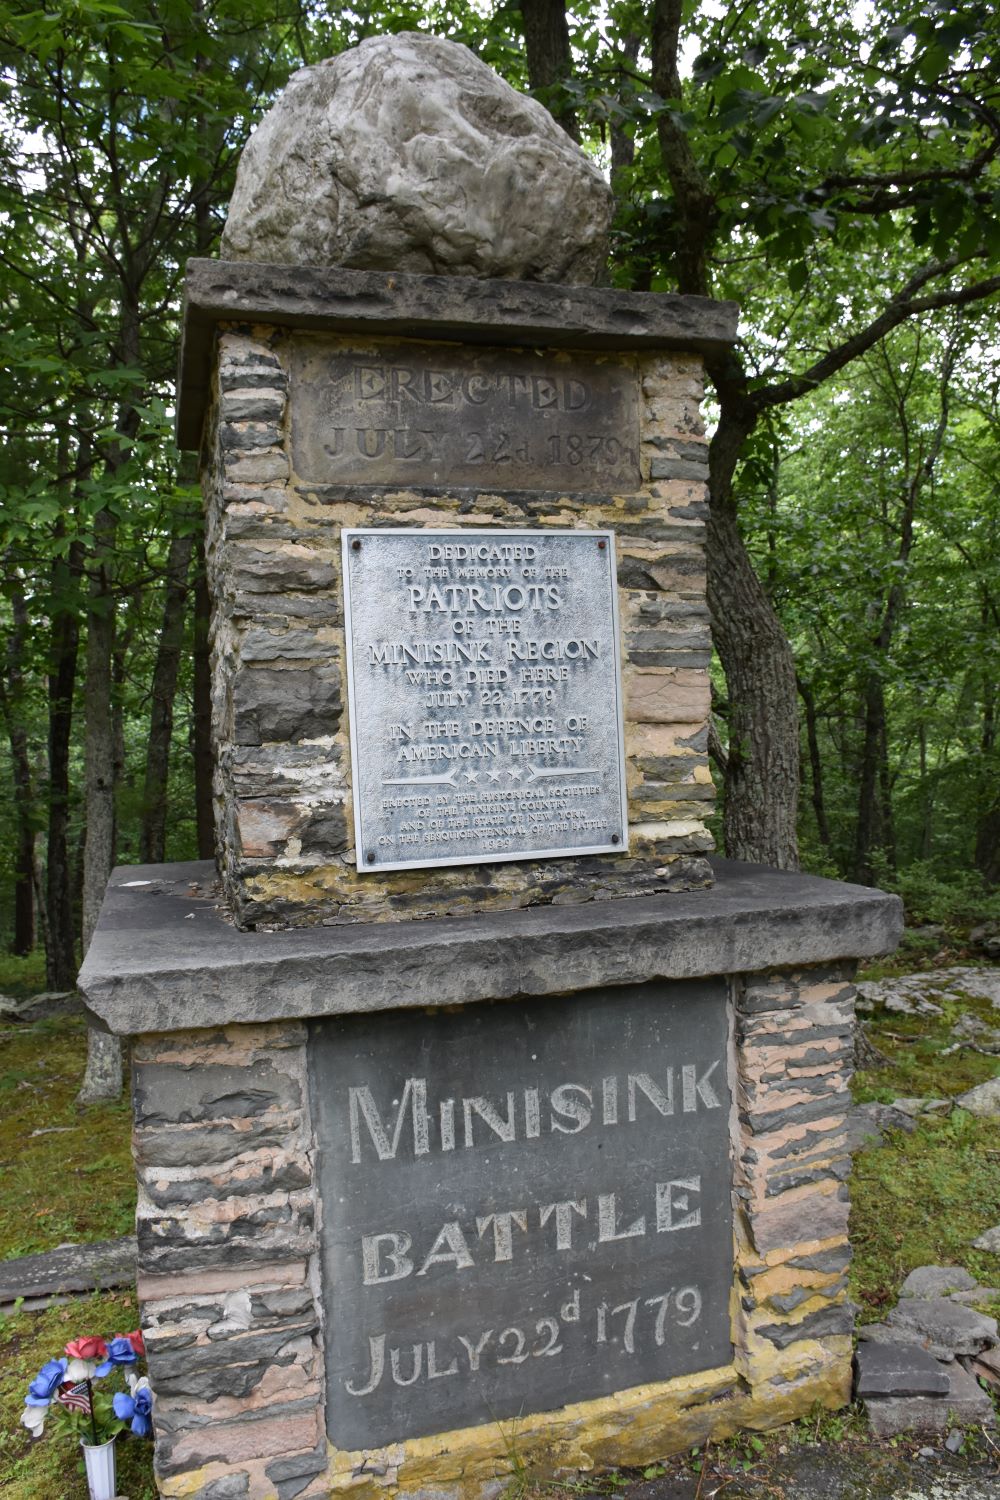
left=140, top=530, right=195, bottom=863
left=1, top=585, right=37, bottom=955
left=708, top=496, right=801, bottom=867
left=520, top=0, right=579, bottom=140
left=706, top=390, right=801, bottom=869
left=857, top=675, right=893, bottom=882
left=81, top=507, right=118, bottom=953
left=78, top=506, right=122, bottom=1104
left=610, top=33, right=641, bottom=192
left=975, top=656, right=999, bottom=885
left=46, top=535, right=83, bottom=990
left=797, top=676, right=832, bottom=854
left=192, top=544, right=215, bottom=860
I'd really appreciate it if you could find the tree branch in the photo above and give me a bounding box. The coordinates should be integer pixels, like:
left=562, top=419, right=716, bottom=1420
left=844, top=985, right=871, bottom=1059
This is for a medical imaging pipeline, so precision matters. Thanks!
left=754, top=262, right=1000, bottom=413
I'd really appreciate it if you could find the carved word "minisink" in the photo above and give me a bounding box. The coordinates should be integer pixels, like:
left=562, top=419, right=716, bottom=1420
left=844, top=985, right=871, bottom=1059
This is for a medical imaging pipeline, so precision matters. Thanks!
left=347, top=1065, right=723, bottom=1166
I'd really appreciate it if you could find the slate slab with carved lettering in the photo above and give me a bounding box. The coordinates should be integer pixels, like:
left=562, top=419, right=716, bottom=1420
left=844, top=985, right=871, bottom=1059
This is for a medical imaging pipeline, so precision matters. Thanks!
left=310, top=980, right=733, bottom=1449
left=291, top=341, right=640, bottom=493
left=342, top=527, right=628, bottom=872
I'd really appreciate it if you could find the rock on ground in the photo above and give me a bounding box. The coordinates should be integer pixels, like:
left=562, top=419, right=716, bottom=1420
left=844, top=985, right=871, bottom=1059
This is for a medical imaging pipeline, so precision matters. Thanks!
left=973, top=1225, right=1000, bottom=1252
left=863, top=1359, right=995, bottom=1438
left=856, top=964, right=1000, bottom=1013
left=0, top=1237, right=136, bottom=1312
left=855, top=1341, right=951, bottom=1397
left=887, top=1296, right=998, bottom=1359
left=221, top=32, right=613, bottom=283
left=957, top=1076, right=1000, bottom=1116
left=900, top=1265, right=979, bottom=1299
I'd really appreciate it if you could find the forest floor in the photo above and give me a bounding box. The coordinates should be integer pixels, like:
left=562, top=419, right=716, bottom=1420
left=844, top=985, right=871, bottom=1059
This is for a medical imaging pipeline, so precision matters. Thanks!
left=0, top=940, right=998, bottom=1499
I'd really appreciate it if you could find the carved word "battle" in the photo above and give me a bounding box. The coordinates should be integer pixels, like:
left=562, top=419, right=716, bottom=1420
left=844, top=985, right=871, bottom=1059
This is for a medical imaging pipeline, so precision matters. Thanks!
left=360, top=1177, right=705, bottom=1285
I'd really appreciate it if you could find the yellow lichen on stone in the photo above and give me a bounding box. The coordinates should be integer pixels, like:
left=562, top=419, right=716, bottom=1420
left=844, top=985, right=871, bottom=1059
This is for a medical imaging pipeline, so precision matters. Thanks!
left=321, top=1339, right=850, bottom=1500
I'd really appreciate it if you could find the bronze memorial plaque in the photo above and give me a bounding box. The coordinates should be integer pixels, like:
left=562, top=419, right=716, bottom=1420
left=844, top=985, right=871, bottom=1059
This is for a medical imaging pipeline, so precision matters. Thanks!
left=291, top=341, right=641, bottom=493
left=310, top=979, right=734, bottom=1450
left=342, top=527, right=628, bottom=872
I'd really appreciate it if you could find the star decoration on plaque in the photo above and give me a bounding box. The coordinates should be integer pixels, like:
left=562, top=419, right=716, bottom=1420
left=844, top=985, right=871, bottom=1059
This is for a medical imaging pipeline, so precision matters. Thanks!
left=486, top=767, right=502, bottom=783
left=508, top=767, right=523, bottom=781
left=463, top=768, right=479, bottom=783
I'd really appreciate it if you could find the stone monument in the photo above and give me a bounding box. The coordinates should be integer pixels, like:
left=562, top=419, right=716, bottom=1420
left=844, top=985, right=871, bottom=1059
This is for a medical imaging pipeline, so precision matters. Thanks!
left=79, top=34, right=901, bottom=1500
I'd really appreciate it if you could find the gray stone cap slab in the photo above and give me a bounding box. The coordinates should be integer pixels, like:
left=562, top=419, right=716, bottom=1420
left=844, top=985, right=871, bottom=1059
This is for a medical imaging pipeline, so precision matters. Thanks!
left=176, top=257, right=739, bottom=449
left=78, top=857, right=902, bottom=1037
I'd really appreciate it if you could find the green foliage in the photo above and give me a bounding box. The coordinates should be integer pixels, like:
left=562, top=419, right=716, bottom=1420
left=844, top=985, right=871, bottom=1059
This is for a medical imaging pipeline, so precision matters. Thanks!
left=0, top=0, right=997, bottom=963
left=879, top=863, right=1000, bottom=930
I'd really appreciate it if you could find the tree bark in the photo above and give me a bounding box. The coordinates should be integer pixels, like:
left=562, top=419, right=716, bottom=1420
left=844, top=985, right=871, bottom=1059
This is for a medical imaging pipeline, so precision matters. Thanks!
left=78, top=505, right=123, bottom=1105
left=140, top=530, right=195, bottom=864
left=854, top=671, right=893, bottom=884
left=0, top=583, right=37, bottom=954
left=975, top=641, right=999, bottom=884
left=192, top=544, right=215, bottom=860
left=610, top=33, right=641, bottom=193
left=798, top=676, right=832, bottom=854
left=520, top=0, right=579, bottom=140
left=46, top=533, right=83, bottom=990
left=707, top=464, right=801, bottom=867
left=81, top=506, right=118, bottom=954
left=649, top=0, right=801, bottom=867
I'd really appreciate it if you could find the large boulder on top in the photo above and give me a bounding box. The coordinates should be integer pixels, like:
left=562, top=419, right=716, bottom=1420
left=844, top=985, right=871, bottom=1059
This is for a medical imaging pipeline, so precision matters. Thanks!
left=220, top=32, right=613, bottom=284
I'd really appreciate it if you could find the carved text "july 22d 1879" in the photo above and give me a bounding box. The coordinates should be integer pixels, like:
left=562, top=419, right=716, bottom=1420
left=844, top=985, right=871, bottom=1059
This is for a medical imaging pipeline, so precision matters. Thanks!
left=310, top=979, right=734, bottom=1450
left=290, top=341, right=641, bottom=493
left=342, top=528, right=628, bottom=873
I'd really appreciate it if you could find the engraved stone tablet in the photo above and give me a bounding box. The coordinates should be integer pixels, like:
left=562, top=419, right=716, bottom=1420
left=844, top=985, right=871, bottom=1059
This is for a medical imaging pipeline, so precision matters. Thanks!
left=342, top=528, right=628, bottom=871
left=292, top=343, right=641, bottom=494
left=310, top=979, right=734, bottom=1449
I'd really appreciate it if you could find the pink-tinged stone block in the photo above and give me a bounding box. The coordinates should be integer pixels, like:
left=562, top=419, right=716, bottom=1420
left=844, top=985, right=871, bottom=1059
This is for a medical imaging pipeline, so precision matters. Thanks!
left=626, top=667, right=710, bottom=724
left=138, top=1260, right=308, bottom=1301
left=166, top=1407, right=321, bottom=1470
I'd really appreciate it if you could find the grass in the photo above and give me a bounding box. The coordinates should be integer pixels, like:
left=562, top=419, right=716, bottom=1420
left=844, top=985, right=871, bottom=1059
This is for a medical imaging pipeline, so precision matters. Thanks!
left=0, top=1291, right=156, bottom=1499
left=850, top=970, right=1000, bottom=1318
left=0, top=952, right=49, bottom=1002
left=0, top=1013, right=135, bottom=1259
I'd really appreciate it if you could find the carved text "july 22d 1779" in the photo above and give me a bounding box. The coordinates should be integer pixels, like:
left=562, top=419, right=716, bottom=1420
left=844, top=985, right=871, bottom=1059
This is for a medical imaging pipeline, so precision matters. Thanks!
left=342, top=528, right=628, bottom=873
left=290, top=341, right=641, bottom=493
left=309, top=979, right=734, bottom=1450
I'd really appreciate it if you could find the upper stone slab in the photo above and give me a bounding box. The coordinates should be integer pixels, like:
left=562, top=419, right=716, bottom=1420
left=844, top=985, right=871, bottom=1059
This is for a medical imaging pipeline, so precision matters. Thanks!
left=220, top=33, right=614, bottom=284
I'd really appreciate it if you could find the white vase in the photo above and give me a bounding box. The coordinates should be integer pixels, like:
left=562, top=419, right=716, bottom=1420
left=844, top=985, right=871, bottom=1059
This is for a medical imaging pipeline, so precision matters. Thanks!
left=81, top=1436, right=117, bottom=1500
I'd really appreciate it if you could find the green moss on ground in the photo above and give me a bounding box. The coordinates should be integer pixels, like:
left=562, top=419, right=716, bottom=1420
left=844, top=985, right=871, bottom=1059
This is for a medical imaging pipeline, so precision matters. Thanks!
left=0, top=953, right=49, bottom=1001
left=853, top=993, right=999, bottom=1101
left=0, top=1014, right=135, bottom=1259
left=0, top=1291, right=155, bottom=1500
left=850, top=974, right=1000, bottom=1318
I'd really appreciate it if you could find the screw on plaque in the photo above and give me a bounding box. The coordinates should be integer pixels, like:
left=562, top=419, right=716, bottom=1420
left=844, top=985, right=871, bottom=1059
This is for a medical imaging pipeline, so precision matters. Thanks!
left=351, top=538, right=361, bottom=551
left=598, top=539, right=607, bottom=550
left=611, top=833, right=620, bottom=844
left=366, top=850, right=376, bottom=863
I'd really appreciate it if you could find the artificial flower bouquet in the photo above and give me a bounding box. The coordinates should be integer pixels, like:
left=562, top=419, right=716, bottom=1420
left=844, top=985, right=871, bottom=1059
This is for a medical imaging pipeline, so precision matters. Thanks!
left=21, top=1327, right=153, bottom=1489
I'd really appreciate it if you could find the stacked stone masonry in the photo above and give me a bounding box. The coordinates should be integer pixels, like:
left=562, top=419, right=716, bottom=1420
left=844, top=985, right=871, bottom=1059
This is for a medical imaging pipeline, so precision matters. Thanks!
left=205, top=327, right=716, bottom=928
left=133, top=960, right=857, bottom=1500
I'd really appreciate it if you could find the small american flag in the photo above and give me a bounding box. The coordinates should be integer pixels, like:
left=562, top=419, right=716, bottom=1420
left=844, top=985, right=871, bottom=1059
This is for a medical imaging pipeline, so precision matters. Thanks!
left=56, top=1382, right=92, bottom=1415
